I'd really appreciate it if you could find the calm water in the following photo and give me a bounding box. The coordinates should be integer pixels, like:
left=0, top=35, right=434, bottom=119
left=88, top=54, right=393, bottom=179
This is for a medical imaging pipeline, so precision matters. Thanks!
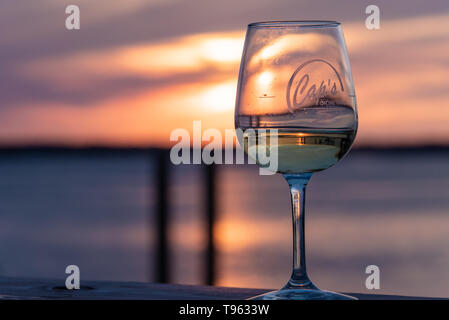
left=0, top=149, right=448, bottom=297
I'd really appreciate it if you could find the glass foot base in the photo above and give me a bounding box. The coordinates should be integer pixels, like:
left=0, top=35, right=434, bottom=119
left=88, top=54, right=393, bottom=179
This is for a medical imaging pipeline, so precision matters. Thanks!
left=249, top=289, right=357, bottom=300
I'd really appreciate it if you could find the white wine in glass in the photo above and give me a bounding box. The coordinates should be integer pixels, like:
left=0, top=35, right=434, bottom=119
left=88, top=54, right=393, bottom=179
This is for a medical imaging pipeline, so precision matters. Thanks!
left=242, top=128, right=355, bottom=173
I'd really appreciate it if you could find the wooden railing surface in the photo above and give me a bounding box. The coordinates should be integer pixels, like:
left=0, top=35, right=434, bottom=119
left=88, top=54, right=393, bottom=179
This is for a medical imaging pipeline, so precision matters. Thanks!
left=0, top=277, right=442, bottom=300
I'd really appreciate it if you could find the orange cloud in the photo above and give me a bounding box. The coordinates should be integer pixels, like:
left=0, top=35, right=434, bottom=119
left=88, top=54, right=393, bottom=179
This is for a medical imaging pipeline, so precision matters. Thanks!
left=3, top=13, right=449, bottom=146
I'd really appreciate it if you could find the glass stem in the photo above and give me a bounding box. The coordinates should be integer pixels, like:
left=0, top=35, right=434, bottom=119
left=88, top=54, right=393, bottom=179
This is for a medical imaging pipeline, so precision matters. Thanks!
left=283, top=173, right=317, bottom=290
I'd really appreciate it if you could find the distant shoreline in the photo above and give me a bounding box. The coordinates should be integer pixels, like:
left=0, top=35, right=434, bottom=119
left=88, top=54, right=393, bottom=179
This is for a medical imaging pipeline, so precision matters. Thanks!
left=0, top=145, right=448, bottom=156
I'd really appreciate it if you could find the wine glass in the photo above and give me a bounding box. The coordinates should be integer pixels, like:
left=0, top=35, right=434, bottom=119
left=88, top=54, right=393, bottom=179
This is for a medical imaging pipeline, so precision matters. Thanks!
left=235, top=21, right=358, bottom=300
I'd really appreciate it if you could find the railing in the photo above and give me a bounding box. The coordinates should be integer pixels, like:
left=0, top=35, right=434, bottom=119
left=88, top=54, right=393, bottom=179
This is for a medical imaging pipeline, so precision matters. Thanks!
left=154, top=148, right=216, bottom=285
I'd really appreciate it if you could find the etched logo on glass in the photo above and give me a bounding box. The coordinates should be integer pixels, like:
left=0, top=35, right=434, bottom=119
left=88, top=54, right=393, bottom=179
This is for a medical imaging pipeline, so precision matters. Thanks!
left=286, top=59, right=344, bottom=112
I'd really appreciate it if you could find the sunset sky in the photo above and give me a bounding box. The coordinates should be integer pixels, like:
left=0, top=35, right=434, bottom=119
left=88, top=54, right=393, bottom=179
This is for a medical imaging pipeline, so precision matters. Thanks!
left=0, top=0, right=448, bottom=146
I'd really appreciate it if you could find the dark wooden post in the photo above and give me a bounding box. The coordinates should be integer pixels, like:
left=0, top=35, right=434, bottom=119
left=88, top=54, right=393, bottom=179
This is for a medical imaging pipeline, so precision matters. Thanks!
left=205, top=163, right=216, bottom=285
left=155, top=149, right=169, bottom=283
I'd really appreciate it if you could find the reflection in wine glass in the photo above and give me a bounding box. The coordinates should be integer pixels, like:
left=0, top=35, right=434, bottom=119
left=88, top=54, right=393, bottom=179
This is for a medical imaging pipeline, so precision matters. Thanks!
left=235, top=21, right=358, bottom=299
